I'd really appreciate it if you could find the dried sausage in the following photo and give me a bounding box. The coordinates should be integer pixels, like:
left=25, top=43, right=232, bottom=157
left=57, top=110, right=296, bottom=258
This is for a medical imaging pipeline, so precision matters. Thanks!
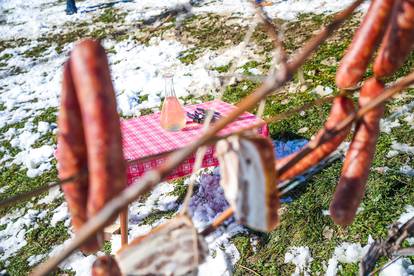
left=374, top=0, right=414, bottom=78
left=329, top=78, right=384, bottom=226
left=57, top=62, right=101, bottom=253
left=277, top=96, right=355, bottom=182
left=336, top=0, right=395, bottom=89
left=69, top=39, right=127, bottom=228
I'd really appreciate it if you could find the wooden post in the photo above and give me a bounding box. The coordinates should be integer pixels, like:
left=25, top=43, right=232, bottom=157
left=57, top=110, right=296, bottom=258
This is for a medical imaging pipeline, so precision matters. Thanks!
left=120, top=208, right=128, bottom=246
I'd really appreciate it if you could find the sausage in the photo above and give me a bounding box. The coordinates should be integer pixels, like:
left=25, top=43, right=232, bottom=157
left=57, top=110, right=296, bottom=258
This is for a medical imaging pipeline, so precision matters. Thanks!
left=57, top=62, right=101, bottom=253
left=276, top=96, right=355, bottom=182
left=329, top=78, right=385, bottom=226
left=336, top=0, right=395, bottom=89
left=70, top=39, right=127, bottom=228
left=374, top=0, right=414, bottom=78
left=92, top=256, right=122, bottom=276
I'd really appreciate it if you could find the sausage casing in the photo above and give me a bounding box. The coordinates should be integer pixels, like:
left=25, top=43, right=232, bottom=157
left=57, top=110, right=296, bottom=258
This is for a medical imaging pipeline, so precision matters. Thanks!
left=336, top=0, right=395, bottom=88
left=277, top=96, right=355, bottom=182
left=57, top=62, right=101, bottom=253
left=329, top=78, right=385, bottom=226
left=374, top=0, right=414, bottom=78
left=70, top=39, right=127, bottom=224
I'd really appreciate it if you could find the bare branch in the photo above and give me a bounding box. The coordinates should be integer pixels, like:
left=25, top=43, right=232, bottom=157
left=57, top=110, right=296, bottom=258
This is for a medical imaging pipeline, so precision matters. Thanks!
left=0, top=171, right=85, bottom=209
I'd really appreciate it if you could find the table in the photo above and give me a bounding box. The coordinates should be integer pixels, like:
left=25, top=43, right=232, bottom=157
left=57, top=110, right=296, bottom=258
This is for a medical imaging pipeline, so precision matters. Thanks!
left=118, top=100, right=268, bottom=245
left=121, top=100, right=269, bottom=185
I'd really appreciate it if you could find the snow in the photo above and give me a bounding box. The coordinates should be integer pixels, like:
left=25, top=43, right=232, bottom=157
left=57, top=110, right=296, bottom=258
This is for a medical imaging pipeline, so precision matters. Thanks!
left=51, top=202, right=70, bottom=227
left=38, top=186, right=62, bottom=205
left=381, top=100, right=414, bottom=134
left=284, top=246, right=313, bottom=276
left=0, top=208, right=37, bottom=261
left=397, top=205, right=414, bottom=225
left=189, top=169, right=229, bottom=229
left=15, top=145, right=55, bottom=178
left=313, top=85, right=334, bottom=97
left=27, top=254, right=47, bottom=266
left=400, top=165, right=414, bottom=177
left=324, top=236, right=374, bottom=276
left=390, top=141, right=414, bottom=156
left=380, top=258, right=414, bottom=276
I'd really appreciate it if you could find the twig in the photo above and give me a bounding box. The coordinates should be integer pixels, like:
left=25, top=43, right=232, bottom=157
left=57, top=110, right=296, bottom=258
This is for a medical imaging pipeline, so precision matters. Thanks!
left=252, top=0, right=288, bottom=65
left=199, top=207, right=234, bottom=236
left=235, top=263, right=262, bottom=276
left=0, top=172, right=84, bottom=209
left=32, top=2, right=362, bottom=274
left=368, top=256, right=402, bottom=276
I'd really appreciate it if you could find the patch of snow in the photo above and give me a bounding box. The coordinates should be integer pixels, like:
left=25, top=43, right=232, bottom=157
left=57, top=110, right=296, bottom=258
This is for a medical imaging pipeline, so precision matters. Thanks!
left=284, top=246, right=313, bottom=276
left=380, top=258, right=414, bottom=276
left=189, top=169, right=229, bottom=229
left=381, top=100, right=414, bottom=133
left=390, top=141, right=414, bottom=155
left=51, top=202, right=69, bottom=227
left=400, top=165, right=414, bottom=177
left=27, top=254, right=47, bottom=266
left=38, top=186, right=62, bottom=205
left=0, top=208, right=42, bottom=261
left=298, top=127, right=309, bottom=134
left=403, top=113, right=414, bottom=128
left=380, top=119, right=401, bottom=134
left=198, top=241, right=240, bottom=276
left=0, top=186, right=8, bottom=194
left=313, top=85, right=333, bottom=97
left=193, top=0, right=369, bottom=20
left=15, top=145, right=55, bottom=178
left=37, top=121, right=50, bottom=133
left=325, top=236, right=373, bottom=276
left=247, top=68, right=261, bottom=75
left=398, top=205, right=414, bottom=225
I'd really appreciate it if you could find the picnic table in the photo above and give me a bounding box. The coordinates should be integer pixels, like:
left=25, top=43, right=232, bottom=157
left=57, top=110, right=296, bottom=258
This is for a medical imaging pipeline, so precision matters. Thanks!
left=118, top=99, right=269, bottom=245
left=121, top=99, right=269, bottom=185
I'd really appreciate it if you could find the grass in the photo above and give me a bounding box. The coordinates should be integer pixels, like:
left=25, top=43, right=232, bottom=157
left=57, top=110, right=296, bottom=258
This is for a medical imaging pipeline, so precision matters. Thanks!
left=1, top=4, right=414, bottom=275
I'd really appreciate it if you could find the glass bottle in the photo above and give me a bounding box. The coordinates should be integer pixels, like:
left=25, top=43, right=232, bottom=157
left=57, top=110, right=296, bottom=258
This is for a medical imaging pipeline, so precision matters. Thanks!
left=160, top=74, right=186, bottom=131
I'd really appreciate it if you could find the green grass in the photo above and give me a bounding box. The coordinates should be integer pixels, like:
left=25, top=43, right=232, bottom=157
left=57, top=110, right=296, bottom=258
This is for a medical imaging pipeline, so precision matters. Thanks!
left=1, top=6, right=414, bottom=275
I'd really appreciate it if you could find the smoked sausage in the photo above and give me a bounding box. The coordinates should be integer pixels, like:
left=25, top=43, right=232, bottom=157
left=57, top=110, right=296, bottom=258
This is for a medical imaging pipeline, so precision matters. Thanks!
left=374, top=0, right=414, bottom=78
left=276, top=96, right=355, bottom=182
left=336, top=0, right=395, bottom=89
left=57, top=62, right=101, bottom=253
left=69, top=39, right=127, bottom=229
left=92, top=256, right=122, bottom=276
left=330, top=78, right=385, bottom=226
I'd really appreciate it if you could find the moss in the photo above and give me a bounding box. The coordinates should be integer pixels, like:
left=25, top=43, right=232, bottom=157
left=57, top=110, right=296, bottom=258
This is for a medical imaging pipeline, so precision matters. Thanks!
left=212, top=63, right=231, bottom=73
left=23, top=44, right=49, bottom=58
left=0, top=53, right=13, bottom=61
left=140, top=210, right=176, bottom=226
left=102, top=241, right=112, bottom=255
left=95, top=8, right=127, bottom=24
left=178, top=48, right=202, bottom=65
left=168, top=178, right=188, bottom=203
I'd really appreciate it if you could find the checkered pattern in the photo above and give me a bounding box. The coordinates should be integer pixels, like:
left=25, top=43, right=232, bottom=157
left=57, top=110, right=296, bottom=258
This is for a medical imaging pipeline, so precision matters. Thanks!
left=122, top=100, right=269, bottom=185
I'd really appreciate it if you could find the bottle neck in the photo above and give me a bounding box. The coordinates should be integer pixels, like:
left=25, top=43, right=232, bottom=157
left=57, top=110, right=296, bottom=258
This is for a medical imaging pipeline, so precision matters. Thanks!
left=164, top=76, right=176, bottom=98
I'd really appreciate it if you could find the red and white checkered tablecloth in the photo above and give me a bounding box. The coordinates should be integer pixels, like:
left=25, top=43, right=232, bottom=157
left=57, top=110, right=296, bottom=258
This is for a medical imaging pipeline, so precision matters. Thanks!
left=121, top=100, right=269, bottom=185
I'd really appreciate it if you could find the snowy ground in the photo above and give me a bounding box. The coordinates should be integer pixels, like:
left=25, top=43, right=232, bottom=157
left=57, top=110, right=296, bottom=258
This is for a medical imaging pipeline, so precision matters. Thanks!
left=1, top=0, right=414, bottom=275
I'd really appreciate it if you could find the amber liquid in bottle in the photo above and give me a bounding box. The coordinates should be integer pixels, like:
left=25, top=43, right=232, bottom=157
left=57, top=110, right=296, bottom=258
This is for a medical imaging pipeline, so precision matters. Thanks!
left=160, top=74, right=186, bottom=131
